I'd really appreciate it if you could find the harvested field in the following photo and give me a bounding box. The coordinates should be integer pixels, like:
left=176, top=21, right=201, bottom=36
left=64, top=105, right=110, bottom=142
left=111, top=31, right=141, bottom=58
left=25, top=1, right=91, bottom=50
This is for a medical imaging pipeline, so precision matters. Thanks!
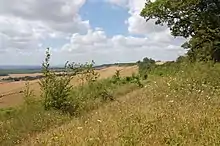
left=0, top=66, right=137, bottom=108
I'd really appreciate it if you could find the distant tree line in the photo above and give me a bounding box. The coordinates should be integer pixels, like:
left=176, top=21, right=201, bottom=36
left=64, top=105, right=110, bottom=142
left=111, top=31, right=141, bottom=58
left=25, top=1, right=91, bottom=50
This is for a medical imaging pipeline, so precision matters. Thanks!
left=96, top=62, right=136, bottom=69
left=0, top=73, right=74, bottom=82
left=0, top=73, right=9, bottom=76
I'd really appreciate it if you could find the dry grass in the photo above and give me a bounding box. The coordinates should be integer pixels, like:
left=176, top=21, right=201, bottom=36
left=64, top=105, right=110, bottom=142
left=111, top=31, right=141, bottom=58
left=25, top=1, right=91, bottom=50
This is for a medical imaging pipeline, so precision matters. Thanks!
left=2, top=62, right=220, bottom=145
left=20, top=63, right=220, bottom=146
left=0, top=71, right=140, bottom=146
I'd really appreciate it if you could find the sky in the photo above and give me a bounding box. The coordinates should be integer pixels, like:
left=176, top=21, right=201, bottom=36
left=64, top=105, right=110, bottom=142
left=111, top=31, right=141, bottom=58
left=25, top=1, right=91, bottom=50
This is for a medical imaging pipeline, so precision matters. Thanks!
left=0, top=0, right=187, bottom=66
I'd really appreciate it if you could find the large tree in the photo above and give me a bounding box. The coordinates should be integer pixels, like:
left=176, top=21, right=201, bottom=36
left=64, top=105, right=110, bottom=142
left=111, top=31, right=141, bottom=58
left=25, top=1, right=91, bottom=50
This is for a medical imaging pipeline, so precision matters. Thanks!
left=141, top=0, right=220, bottom=62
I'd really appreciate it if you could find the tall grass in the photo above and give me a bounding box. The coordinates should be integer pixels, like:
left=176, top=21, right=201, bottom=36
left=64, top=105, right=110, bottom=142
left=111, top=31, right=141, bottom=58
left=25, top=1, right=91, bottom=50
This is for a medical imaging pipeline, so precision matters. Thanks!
left=21, top=61, right=220, bottom=146
left=0, top=78, right=139, bottom=145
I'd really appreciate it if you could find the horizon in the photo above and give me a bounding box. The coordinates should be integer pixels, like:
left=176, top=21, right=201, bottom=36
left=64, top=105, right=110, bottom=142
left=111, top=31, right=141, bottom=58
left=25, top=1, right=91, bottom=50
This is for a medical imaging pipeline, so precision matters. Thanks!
left=0, top=0, right=187, bottom=65
left=0, top=59, right=171, bottom=69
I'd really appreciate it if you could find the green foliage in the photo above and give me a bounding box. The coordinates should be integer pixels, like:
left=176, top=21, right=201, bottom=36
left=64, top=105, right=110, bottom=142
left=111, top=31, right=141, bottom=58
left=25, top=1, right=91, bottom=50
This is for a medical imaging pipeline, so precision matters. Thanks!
left=111, top=70, right=122, bottom=84
left=73, top=60, right=100, bottom=85
left=23, top=82, right=35, bottom=105
left=141, top=0, right=220, bottom=62
left=39, top=48, right=74, bottom=114
left=176, top=55, right=189, bottom=63
left=127, top=73, right=144, bottom=88
left=39, top=48, right=141, bottom=115
left=110, top=70, right=144, bottom=87
left=0, top=73, right=8, bottom=76
left=138, top=57, right=155, bottom=78
left=150, top=61, right=185, bottom=77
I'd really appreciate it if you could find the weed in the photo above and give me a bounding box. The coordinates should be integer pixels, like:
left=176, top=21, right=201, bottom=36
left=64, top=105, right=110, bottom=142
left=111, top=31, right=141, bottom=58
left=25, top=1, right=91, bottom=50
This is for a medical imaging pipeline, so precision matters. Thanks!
left=23, top=82, right=35, bottom=105
left=111, top=69, right=121, bottom=84
left=71, top=60, right=100, bottom=86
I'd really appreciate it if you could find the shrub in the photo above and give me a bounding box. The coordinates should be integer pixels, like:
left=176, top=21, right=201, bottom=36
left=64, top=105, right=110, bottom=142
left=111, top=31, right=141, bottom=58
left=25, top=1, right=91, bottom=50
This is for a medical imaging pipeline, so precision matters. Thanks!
left=138, top=57, right=155, bottom=78
left=130, top=73, right=144, bottom=88
left=80, top=60, right=100, bottom=85
left=39, top=48, right=75, bottom=114
left=111, top=70, right=121, bottom=84
left=68, top=60, right=100, bottom=86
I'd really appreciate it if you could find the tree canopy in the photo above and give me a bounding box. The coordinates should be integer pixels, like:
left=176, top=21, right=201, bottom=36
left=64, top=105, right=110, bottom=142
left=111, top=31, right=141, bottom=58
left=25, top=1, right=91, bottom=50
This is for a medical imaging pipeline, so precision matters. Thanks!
left=141, top=0, right=220, bottom=62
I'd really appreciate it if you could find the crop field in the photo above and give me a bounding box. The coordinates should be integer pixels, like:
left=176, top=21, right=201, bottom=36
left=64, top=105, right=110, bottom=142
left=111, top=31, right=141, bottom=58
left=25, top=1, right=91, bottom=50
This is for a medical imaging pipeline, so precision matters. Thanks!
left=0, top=66, right=137, bottom=108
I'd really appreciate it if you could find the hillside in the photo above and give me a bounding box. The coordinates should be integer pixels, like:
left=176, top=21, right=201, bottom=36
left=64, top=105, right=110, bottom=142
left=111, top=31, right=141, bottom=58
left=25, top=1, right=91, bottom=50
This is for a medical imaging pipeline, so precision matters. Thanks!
left=0, top=0, right=219, bottom=145
left=22, top=63, right=220, bottom=145
left=1, top=61, right=220, bottom=145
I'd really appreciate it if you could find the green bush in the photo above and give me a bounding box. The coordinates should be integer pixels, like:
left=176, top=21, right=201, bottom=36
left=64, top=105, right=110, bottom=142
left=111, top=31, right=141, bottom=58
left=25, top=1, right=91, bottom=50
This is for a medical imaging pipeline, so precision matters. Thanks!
left=138, top=57, right=155, bottom=78
left=39, top=48, right=74, bottom=114
left=111, top=70, right=121, bottom=84
left=76, top=60, right=100, bottom=85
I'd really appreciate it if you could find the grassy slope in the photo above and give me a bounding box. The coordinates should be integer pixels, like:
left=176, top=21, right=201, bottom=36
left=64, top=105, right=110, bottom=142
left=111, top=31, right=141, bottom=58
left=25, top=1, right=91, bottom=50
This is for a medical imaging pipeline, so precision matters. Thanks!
left=0, top=77, right=140, bottom=145
left=21, top=63, right=220, bottom=146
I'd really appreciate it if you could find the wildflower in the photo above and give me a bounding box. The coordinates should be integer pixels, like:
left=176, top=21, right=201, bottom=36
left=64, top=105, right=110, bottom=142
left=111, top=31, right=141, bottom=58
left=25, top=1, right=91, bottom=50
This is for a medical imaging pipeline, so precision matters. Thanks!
left=77, top=127, right=83, bottom=130
left=169, top=100, right=174, bottom=103
left=97, top=119, right=102, bottom=123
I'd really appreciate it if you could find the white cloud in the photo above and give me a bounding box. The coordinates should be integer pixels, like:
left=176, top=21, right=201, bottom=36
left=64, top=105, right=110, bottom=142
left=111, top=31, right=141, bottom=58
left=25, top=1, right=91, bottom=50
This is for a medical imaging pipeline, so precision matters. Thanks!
left=107, top=0, right=171, bottom=35
left=0, top=27, right=186, bottom=65
left=0, top=0, right=187, bottom=66
left=0, top=0, right=90, bottom=52
left=0, top=0, right=88, bottom=33
left=0, top=16, right=44, bottom=50
left=58, top=29, right=186, bottom=64
left=106, top=0, right=128, bottom=6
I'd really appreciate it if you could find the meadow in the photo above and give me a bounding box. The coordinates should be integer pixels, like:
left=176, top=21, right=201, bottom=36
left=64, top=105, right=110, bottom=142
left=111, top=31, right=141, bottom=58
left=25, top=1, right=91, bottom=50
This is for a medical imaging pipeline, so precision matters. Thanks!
left=0, top=57, right=220, bottom=146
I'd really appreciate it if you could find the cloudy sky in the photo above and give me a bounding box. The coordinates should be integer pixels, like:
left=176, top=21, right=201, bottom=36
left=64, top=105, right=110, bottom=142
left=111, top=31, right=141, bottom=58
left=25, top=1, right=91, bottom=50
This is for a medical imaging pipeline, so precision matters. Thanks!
left=0, top=0, right=186, bottom=66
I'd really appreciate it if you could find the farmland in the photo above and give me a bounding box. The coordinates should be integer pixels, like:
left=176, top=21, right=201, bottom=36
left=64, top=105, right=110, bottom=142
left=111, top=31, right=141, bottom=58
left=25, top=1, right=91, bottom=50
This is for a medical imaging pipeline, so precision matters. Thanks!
left=0, top=65, right=137, bottom=108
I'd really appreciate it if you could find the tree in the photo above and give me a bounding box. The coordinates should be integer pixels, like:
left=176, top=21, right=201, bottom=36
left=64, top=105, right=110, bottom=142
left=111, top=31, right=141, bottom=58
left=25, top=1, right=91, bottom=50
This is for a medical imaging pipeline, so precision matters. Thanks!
left=141, top=0, right=220, bottom=62
left=138, top=57, right=155, bottom=77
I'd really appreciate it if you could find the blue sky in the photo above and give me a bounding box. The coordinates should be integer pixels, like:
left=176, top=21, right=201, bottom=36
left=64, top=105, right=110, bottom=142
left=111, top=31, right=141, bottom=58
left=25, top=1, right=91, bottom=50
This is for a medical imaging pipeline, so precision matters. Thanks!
left=80, top=0, right=129, bottom=37
left=0, top=0, right=186, bottom=65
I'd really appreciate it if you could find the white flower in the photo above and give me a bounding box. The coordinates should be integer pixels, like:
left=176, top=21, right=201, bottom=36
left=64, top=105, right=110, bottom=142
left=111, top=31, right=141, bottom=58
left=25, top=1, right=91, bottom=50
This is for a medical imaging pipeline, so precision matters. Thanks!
left=97, top=119, right=102, bottom=123
left=169, top=100, right=174, bottom=103
left=77, top=127, right=83, bottom=130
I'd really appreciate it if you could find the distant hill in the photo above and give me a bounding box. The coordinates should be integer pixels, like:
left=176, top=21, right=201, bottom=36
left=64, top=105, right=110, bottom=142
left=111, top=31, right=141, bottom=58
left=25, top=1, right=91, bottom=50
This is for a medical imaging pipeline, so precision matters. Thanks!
left=0, top=65, right=42, bottom=70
